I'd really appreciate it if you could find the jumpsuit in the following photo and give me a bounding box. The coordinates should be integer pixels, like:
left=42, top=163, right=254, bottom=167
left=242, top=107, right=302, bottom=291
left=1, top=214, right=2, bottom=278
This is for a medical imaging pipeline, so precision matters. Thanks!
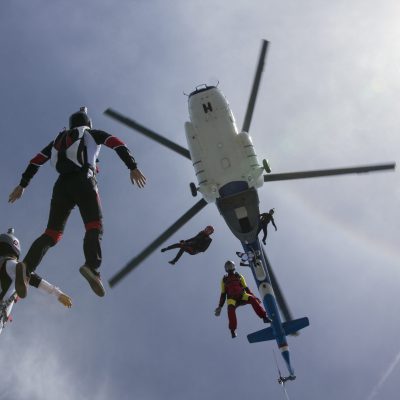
left=218, top=272, right=267, bottom=332
left=18, top=127, right=138, bottom=274
left=163, top=230, right=212, bottom=264
left=258, top=212, right=277, bottom=243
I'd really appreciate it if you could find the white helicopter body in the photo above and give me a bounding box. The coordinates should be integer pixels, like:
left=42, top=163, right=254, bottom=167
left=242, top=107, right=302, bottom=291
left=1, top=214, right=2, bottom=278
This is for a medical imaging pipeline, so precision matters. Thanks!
left=185, top=86, right=264, bottom=203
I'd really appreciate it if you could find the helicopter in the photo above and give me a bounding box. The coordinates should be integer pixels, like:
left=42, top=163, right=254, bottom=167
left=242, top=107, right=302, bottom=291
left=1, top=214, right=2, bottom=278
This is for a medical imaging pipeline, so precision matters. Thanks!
left=103, top=40, right=395, bottom=381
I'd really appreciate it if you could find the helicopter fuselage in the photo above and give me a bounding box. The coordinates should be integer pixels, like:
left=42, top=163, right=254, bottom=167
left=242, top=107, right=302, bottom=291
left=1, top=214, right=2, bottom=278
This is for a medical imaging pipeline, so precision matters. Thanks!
left=184, top=85, right=303, bottom=379
left=185, top=86, right=264, bottom=204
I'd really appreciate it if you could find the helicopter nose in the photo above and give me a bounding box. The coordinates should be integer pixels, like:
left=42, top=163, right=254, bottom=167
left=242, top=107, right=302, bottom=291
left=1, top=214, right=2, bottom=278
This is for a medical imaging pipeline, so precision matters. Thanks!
left=188, top=86, right=228, bottom=112
left=189, top=84, right=216, bottom=98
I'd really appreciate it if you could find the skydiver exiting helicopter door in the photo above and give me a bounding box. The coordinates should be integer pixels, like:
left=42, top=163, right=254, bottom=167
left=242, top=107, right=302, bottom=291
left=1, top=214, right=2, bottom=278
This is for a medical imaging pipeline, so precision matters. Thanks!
left=258, top=209, right=277, bottom=244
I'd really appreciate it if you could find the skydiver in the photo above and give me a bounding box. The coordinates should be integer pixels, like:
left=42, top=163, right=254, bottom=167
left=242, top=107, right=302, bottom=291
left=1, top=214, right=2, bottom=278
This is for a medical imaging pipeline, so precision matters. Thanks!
left=161, top=225, right=214, bottom=265
left=258, top=208, right=277, bottom=245
left=8, top=107, right=147, bottom=298
left=0, top=229, right=71, bottom=334
left=214, top=260, right=271, bottom=338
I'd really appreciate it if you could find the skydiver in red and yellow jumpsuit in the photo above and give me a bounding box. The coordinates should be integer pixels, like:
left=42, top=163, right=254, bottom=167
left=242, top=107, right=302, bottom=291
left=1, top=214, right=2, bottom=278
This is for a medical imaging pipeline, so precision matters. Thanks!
left=214, top=260, right=271, bottom=338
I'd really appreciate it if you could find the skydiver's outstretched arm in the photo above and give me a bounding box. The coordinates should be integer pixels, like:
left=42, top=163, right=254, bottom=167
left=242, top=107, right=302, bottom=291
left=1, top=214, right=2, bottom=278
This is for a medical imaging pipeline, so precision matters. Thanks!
left=130, top=169, right=146, bottom=188
left=271, top=217, right=277, bottom=231
left=8, top=141, right=54, bottom=203
left=245, top=286, right=262, bottom=303
left=215, top=278, right=226, bottom=316
left=244, top=286, right=253, bottom=295
left=89, top=129, right=147, bottom=188
left=29, top=273, right=72, bottom=308
left=8, top=185, right=24, bottom=203
left=242, top=275, right=262, bottom=303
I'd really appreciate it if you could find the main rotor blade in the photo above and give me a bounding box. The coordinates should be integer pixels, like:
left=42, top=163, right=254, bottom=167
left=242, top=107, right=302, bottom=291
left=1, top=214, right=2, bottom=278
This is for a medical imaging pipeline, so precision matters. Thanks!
left=109, top=198, right=208, bottom=287
left=242, top=39, right=269, bottom=133
left=264, top=163, right=396, bottom=182
left=104, top=108, right=191, bottom=160
left=261, top=246, right=294, bottom=325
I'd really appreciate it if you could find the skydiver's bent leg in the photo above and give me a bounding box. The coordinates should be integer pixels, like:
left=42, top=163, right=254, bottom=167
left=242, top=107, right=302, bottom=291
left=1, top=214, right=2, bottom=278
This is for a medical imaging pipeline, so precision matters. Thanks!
left=16, top=178, right=74, bottom=298
left=247, top=296, right=269, bottom=320
left=17, top=234, right=63, bottom=299
left=24, top=177, right=74, bottom=274
left=23, top=231, right=61, bottom=274
left=169, top=248, right=185, bottom=265
left=161, top=243, right=182, bottom=252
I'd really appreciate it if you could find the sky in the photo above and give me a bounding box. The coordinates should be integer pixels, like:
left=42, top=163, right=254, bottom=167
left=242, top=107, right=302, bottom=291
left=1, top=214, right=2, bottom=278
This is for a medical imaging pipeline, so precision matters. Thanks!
left=1, top=1, right=399, bottom=399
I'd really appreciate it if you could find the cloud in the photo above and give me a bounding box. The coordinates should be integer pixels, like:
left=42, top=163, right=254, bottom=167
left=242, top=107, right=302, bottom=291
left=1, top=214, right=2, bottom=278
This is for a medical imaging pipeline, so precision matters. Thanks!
left=0, top=313, right=112, bottom=400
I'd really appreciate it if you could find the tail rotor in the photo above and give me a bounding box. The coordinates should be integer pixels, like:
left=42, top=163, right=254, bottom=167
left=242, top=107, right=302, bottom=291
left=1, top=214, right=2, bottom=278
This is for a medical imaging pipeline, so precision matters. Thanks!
left=273, top=350, right=293, bottom=400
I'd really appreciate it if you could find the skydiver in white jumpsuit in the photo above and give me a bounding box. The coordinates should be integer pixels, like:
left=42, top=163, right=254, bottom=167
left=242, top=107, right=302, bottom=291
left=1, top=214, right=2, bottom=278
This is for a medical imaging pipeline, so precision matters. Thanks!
left=0, top=229, right=72, bottom=334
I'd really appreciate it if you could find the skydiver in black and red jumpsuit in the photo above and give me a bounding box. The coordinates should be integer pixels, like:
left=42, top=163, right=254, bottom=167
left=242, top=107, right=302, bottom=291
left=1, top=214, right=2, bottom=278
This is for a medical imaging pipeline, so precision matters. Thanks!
left=161, top=225, right=214, bottom=265
left=8, top=107, right=146, bottom=298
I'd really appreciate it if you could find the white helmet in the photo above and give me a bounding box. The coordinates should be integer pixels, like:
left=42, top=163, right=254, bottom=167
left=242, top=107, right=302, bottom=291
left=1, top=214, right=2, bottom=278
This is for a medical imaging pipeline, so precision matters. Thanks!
left=224, top=260, right=235, bottom=272
left=0, top=228, right=21, bottom=257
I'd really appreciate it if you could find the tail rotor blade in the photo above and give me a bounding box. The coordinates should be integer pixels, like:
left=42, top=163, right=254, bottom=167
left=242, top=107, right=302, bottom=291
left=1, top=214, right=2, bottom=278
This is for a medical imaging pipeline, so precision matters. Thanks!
left=264, top=163, right=396, bottom=182
left=242, top=40, right=269, bottom=133
left=109, top=198, right=208, bottom=287
left=104, top=108, right=191, bottom=160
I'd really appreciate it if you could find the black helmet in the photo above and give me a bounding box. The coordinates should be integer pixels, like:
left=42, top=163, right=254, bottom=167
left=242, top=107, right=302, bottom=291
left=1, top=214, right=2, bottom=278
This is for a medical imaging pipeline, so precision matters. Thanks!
left=269, top=208, right=275, bottom=214
left=224, top=260, right=235, bottom=272
left=69, top=106, right=92, bottom=129
left=204, top=225, right=214, bottom=235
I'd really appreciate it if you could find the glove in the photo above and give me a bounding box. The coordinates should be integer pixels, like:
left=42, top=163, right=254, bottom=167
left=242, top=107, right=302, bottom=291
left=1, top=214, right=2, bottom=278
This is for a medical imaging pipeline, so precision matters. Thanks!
left=214, top=306, right=222, bottom=316
left=58, top=293, right=72, bottom=308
